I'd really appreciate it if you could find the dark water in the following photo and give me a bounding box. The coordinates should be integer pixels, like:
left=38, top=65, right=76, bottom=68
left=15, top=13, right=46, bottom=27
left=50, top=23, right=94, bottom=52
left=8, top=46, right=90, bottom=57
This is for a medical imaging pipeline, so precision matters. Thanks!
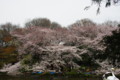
left=0, top=74, right=102, bottom=80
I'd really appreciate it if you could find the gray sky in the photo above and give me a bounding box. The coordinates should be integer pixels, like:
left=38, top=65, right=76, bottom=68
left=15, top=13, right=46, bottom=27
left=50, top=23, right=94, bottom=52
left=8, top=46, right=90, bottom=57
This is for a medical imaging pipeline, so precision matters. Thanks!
left=0, top=0, right=120, bottom=27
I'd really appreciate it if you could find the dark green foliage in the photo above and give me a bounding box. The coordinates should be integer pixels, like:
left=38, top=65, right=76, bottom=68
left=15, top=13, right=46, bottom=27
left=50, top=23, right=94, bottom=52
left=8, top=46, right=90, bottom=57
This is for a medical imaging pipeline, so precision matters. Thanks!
left=77, top=45, right=103, bottom=61
left=103, top=27, right=120, bottom=66
left=76, top=45, right=101, bottom=69
left=21, top=54, right=40, bottom=66
left=80, top=54, right=98, bottom=67
left=87, top=47, right=104, bottom=60
left=65, top=69, right=79, bottom=75
left=19, top=67, right=27, bottom=73
left=21, top=54, right=32, bottom=65
left=20, top=54, right=40, bottom=72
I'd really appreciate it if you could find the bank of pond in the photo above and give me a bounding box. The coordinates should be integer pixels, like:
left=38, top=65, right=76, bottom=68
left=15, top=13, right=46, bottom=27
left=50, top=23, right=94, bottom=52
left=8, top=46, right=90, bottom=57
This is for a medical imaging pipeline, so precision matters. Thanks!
left=0, top=72, right=120, bottom=80
left=0, top=73, right=102, bottom=80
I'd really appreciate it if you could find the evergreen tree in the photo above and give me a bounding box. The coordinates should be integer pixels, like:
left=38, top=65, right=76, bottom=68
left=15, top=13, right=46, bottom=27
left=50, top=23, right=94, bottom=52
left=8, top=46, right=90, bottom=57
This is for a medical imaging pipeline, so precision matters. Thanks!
left=103, top=25, right=120, bottom=66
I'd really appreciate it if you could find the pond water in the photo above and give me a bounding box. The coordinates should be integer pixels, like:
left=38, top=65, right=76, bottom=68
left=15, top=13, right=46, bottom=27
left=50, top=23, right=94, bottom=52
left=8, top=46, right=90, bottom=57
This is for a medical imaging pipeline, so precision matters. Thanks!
left=0, top=73, right=120, bottom=80
left=0, top=74, right=103, bottom=80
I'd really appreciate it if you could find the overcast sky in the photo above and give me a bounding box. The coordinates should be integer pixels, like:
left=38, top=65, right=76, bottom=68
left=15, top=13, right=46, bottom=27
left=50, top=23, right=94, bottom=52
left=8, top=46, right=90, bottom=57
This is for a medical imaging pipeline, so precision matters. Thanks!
left=0, top=0, right=120, bottom=27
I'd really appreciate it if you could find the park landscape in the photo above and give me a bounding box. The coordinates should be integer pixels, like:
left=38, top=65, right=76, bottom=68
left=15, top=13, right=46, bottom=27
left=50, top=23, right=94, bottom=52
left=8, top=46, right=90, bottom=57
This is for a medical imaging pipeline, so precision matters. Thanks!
left=0, top=0, right=120, bottom=80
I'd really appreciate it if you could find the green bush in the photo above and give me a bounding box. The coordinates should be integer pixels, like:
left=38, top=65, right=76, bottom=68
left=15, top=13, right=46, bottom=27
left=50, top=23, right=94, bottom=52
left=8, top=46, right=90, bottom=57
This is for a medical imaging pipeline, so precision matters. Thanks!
left=21, top=54, right=32, bottom=66
left=21, top=54, right=40, bottom=67
left=65, top=69, right=79, bottom=75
